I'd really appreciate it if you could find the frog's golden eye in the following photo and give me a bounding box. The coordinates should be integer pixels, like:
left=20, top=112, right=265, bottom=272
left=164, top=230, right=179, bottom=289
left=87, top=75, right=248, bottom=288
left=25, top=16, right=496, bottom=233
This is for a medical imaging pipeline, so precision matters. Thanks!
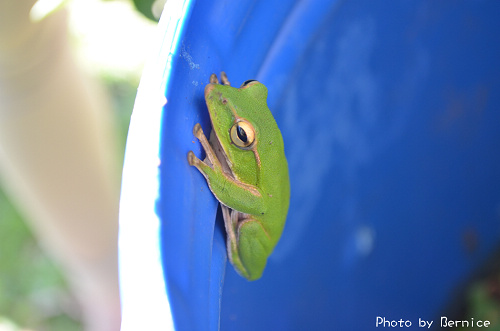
left=230, top=120, right=256, bottom=149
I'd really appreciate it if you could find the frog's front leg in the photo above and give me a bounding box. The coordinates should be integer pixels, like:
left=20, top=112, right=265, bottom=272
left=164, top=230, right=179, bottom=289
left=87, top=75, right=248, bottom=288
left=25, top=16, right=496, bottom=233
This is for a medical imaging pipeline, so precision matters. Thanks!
left=222, top=206, right=272, bottom=280
left=187, top=124, right=265, bottom=215
left=209, top=71, right=230, bottom=86
left=188, top=123, right=221, bottom=171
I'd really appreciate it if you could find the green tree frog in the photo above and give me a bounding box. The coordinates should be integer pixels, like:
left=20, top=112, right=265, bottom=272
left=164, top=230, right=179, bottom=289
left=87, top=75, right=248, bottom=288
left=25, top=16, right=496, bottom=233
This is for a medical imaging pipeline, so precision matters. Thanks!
left=187, top=72, right=290, bottom=281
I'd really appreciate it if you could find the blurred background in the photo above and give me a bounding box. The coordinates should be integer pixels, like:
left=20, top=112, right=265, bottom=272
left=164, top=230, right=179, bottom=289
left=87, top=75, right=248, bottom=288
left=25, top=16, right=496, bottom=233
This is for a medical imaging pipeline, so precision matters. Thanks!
left=0, top=0, right=158, bottom=330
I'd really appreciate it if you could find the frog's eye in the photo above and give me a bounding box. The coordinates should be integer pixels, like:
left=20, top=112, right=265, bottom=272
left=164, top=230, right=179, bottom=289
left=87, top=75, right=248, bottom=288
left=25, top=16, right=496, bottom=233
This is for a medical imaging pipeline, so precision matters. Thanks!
left=240, top=79, right=258, bottom=88
left=239, top=80, right=268, bottom=100
left=230, top=120, right=256, bottom=149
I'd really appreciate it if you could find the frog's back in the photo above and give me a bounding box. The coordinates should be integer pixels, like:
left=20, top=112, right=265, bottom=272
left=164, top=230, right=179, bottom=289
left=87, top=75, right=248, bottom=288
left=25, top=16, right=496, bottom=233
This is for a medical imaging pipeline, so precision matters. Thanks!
left=258, top=120, right=290, bottom=247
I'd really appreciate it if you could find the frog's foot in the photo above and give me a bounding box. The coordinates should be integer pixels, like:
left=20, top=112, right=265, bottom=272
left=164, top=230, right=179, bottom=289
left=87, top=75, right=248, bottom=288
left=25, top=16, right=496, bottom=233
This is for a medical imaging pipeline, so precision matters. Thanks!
left=192, top=122, right=204, bottom=139
left=189, top=123, right=219, bottom=169
left=209, top=73, right=219, bottom=84
left=220, top=71, right=230, bottom=86
left=187, top=150, right=199, bottom=167
left=187, top=150, right=214, bottom=179
left=209, top=72, right=231, bottom=86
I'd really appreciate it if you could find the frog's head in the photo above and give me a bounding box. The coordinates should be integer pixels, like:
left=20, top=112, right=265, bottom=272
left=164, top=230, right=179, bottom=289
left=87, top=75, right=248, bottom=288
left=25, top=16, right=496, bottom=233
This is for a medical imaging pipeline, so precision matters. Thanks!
left=204, top=79, right=271, bottom=183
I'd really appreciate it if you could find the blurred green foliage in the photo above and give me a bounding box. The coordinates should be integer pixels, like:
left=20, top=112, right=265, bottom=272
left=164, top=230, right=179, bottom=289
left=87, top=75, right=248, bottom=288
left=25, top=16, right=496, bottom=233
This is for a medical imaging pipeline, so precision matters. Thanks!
left=103, top=0, right=162, bottom=21
left=132, top=0, right=160, bottom=21
left=0, top=189, right=80, bottom=330
left=459, top=275, right=500, bottom=331
left=0, top=1, right=143, bottom=329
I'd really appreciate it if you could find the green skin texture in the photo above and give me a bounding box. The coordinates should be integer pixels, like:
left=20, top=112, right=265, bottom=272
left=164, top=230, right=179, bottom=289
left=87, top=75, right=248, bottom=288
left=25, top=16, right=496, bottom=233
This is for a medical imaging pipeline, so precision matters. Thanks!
left=188, top=77, right=290, bottom=281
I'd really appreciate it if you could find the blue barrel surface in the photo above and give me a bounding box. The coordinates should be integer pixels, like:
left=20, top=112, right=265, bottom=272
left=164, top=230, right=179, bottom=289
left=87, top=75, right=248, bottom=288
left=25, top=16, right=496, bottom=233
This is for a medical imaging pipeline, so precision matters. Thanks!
left=119, top=1, right=500, bottom=330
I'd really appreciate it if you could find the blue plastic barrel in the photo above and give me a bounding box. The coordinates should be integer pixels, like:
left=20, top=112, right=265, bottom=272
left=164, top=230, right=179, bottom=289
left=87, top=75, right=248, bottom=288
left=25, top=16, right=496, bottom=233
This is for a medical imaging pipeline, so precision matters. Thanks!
left=119, top=1, right=500, bottom=330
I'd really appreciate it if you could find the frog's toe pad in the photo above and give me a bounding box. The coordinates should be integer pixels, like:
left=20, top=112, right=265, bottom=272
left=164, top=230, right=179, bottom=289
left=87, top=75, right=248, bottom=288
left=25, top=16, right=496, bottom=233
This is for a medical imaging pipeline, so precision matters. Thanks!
left=209, top=73, right=219, bottom=84
left=192, top=123, right=203, bottom=137
left=187, top=151, right=199, bottom=166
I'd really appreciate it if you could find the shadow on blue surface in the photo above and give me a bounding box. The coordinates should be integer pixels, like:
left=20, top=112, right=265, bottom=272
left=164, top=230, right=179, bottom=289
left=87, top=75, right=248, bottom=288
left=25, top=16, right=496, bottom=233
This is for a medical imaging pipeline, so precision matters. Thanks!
left=121, top=0, right=500, bottom=330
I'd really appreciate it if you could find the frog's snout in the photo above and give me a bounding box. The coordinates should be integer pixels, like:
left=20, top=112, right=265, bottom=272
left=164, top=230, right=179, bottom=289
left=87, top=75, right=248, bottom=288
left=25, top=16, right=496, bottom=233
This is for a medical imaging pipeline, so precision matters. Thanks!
left=205, top=84, right=226, bottom=105
left=204, top=84, right=216, bottom=99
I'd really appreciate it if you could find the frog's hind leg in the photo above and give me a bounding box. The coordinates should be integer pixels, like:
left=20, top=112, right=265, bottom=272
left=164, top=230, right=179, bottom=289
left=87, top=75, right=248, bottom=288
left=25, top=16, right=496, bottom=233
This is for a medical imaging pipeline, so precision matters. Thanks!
left=222, top=206, right=272, bottom=281
left=221, top=206, right=248, bottom=278
left=236, top=218, right=273, bottom=280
